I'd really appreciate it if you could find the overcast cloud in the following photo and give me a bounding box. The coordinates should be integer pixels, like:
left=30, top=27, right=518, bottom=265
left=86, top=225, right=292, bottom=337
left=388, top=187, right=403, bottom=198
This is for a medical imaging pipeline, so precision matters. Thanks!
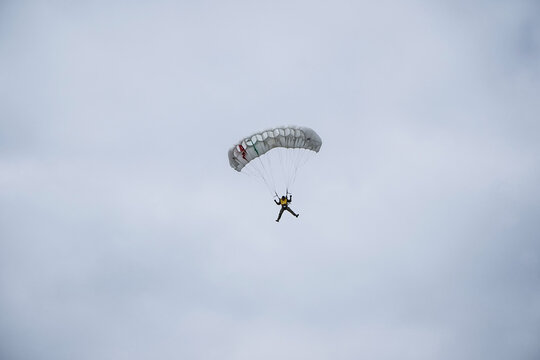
left=1, top=1, right=540, bottom=359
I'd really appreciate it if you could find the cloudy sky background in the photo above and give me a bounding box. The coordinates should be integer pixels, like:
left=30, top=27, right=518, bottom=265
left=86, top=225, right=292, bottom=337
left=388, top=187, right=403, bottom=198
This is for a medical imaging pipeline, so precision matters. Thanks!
left=1, top=0, right=540, bottom=359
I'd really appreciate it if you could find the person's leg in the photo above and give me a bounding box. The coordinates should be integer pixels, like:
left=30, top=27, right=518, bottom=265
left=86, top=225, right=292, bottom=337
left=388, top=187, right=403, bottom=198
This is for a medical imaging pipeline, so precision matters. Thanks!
left=276, top=207, right=285, bottom=222
left=286, top=207, right=299, bottom=217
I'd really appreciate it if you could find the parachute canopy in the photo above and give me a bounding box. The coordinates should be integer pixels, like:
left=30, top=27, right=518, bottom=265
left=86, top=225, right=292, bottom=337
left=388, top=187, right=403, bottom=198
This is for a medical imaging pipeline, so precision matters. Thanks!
left=228, top=126, right=322, bottom=195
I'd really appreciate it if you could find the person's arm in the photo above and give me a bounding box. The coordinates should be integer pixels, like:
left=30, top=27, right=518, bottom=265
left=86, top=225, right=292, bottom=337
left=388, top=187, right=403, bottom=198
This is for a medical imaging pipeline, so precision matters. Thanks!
left=274, top=199, right=280, bottom=205
left=288, top=195, right=292, bottom=202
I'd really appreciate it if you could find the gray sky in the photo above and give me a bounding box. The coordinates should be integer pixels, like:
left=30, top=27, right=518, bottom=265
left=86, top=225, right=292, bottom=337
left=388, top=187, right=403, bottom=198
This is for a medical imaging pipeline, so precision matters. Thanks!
left=1, top=1, right=540, bottom=359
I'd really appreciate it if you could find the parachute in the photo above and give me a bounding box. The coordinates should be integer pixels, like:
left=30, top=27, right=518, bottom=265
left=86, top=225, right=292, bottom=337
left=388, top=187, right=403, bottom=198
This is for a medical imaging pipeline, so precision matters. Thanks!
left=228, top=126, right=322, bottom=195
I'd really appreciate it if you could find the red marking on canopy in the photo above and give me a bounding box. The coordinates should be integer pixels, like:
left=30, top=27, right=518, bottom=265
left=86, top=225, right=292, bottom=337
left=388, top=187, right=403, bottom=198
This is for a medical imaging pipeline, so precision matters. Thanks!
left=238, top=144, right=247, bottom=160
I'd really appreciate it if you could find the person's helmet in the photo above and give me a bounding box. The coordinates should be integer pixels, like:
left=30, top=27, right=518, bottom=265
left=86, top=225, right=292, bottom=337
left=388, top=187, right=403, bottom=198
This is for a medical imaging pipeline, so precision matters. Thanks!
left=281, top=196, right=286, bottom=200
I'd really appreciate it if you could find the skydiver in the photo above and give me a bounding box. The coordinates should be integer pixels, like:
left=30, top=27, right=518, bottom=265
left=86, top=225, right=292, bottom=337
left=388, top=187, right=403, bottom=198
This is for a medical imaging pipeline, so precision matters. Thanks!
left=274, top=194, right=299, bottom=222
